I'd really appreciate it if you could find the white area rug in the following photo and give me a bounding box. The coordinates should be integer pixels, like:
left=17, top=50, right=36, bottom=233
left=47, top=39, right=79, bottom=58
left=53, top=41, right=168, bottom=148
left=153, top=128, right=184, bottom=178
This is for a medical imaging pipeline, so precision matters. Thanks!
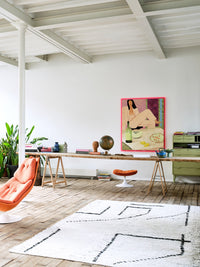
left=10, top=200, right=200, bottom=266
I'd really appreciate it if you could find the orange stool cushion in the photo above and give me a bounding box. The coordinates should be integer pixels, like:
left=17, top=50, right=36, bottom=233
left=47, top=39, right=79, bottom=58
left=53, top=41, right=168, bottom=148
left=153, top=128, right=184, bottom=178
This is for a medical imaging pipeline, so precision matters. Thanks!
left=113, top=169, right=137, bottom=176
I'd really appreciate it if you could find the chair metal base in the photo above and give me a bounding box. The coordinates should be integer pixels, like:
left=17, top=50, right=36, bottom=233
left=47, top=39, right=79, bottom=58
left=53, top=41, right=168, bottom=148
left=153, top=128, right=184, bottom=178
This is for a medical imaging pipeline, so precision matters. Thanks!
left=0, top=213, right=22, bottom=224
left=116, top=177, right=133, bottom=188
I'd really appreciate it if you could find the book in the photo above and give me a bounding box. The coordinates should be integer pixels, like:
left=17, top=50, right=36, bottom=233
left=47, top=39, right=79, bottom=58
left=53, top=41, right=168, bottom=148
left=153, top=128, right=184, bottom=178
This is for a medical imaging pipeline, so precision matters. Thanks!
left=76, top=149, right=91, bottom=154
left=41, top=147, right=52, bottom=152
left=25, top=144, right=38, bottom=152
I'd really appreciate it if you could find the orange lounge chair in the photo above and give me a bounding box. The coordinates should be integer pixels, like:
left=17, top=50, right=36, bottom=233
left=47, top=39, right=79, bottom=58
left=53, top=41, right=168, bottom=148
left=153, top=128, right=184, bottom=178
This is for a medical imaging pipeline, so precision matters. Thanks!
left=0, top=157, right=39, bottom=223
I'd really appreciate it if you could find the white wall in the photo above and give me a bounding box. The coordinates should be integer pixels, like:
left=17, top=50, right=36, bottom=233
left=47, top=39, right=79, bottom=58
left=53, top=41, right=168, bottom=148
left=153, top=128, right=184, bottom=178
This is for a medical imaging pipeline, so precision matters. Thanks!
left=0, top=47, right=200, bottom=181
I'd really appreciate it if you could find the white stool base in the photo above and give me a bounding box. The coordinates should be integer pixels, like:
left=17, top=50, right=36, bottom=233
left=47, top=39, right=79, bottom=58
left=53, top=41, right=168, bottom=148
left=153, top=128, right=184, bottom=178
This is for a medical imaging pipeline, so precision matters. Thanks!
left=116, top=177, right=133, bottom=188
left=0, top=213, right=22, bottom=224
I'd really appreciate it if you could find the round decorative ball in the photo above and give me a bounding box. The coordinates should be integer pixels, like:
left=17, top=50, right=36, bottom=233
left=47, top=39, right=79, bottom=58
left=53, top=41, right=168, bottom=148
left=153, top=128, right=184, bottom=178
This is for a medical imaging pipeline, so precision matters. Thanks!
left=99, top=135, right=114, bottom=151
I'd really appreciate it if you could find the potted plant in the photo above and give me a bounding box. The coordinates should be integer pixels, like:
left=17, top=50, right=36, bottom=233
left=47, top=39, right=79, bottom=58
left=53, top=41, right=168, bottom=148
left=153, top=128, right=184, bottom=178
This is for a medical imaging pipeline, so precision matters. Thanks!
left=2, top=123, right=48, bottom=178
left=2, top=123, right=19, bottom=177
left=0, top=141, right=7, bottom=178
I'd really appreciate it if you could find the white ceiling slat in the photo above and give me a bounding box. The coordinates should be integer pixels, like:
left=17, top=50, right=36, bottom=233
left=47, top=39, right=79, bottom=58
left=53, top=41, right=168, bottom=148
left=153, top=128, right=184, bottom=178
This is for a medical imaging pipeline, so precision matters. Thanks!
left=72, top=37, right=148, bottom=47
left=164, top=42, right=200, bottom=49
left=56, top=18, right=136, bottom=35
left=83, top=42, right=151, bottom=50
left=60, top=28, right=142, bottom=39
left=159, top=29, right=200, bottom=39
left=151, top=11, right=200, bottom=24
left=13, top=0, right=60, bottom=5
left=126, top=0, right=166, bottom=59
left=89, top=46, right=152, bottom=55
left=14, top=0, right=119, bottom=6
left=25, top=0, right=121, bottom=14
left=53, top=14, right=135, bottom=31
left=65, top=31, right=146, bottom=43
left=34, top=7, right=132, bottom=30
left=145, top=5, right=200, bottom=17
left=142, top=0, right=200, bottom=13
left=161, top=35, right=200, bottom=44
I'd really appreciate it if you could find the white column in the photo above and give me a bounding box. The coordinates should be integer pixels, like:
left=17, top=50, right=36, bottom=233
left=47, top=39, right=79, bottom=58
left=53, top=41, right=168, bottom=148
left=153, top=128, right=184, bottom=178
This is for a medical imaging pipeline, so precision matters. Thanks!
left=13, top=22, right=27, bottom=165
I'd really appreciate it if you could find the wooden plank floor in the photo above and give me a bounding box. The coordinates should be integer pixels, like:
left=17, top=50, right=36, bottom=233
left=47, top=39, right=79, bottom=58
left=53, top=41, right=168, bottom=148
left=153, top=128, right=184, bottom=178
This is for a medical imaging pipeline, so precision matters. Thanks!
left=0, top=177, right=200, bottom=267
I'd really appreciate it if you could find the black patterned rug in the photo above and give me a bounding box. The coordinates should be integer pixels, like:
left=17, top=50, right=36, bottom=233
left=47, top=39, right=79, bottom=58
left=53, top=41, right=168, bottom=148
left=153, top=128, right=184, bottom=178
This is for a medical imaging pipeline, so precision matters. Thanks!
left=10, top=200, right=200, bottom=266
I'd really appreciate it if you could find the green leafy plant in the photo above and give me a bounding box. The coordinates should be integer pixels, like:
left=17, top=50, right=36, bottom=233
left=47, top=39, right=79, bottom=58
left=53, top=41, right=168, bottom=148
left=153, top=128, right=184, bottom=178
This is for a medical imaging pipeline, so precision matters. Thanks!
left=25, top=125, right=47, bottom=146
left=0, top=142, right=7, bottom=178
left=2, top=123, right=19, bottom=166
left=1, top=123, right=48, bottom=177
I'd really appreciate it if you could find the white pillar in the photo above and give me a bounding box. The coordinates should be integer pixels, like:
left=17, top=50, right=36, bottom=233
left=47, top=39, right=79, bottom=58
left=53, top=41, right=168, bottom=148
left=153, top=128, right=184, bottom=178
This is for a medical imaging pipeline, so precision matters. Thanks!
left=13, top=22, right=27, bottom=165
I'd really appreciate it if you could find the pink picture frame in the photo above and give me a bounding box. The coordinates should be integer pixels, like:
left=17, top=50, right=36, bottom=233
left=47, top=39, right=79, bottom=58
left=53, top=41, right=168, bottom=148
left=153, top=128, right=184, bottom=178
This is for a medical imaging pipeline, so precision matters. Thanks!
left=121, top=97, right=166, bottom=152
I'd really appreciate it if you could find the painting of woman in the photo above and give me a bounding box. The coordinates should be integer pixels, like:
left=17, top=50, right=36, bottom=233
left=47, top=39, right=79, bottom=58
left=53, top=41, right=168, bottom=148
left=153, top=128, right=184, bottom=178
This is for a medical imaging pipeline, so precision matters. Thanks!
left=126, top=99, right=160, bottom=129
left=121, top=97, right=165, bottom=151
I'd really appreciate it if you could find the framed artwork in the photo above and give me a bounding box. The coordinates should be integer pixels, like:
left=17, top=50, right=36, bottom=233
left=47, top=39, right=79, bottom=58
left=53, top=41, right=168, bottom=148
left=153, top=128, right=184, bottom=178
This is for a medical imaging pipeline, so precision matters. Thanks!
left=121, top=97, right=166, bottom=151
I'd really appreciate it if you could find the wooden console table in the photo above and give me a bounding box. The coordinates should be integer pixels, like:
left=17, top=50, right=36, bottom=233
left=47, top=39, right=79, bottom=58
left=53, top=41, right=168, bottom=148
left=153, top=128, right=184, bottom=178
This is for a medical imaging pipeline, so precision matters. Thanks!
left=26, top=152, right=200, bottom=196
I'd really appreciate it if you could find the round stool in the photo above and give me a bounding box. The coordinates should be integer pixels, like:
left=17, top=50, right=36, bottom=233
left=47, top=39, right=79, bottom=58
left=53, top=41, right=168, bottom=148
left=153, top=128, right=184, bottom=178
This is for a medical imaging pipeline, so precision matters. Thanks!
left=113, top=169, right=137, bottom=187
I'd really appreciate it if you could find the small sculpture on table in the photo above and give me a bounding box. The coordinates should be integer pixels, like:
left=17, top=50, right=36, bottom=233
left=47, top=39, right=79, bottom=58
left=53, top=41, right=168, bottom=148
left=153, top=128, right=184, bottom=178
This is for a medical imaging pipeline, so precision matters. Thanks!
left=90, top=141, right=101, bottom=155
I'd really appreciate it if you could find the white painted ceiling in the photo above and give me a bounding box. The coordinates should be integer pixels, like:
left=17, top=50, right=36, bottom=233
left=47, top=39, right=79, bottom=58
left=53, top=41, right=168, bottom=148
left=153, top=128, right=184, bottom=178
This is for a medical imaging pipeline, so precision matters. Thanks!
left=0, top=0, right=200, bottom=67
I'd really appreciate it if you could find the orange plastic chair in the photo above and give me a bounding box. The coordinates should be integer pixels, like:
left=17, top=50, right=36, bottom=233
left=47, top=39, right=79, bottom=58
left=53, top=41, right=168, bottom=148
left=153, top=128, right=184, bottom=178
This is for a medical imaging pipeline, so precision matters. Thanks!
left=113, top=169, right=137, bottom=187
left=0, top=157, right=39, bottom=223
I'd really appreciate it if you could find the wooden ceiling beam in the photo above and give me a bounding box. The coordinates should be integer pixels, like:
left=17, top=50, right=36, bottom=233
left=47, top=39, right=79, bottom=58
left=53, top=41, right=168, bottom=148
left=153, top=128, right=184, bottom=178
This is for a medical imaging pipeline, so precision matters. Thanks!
left=30, top=29, right=92, bottom=63
left=126, top=0, right=166, bottom=59
left=0, top=0, right=91, bottom=63
left=0, top=53, right=29, bottom=69
left=0, top=53, right=17, bottom=67
left=0, top=0, right=34, bottom=25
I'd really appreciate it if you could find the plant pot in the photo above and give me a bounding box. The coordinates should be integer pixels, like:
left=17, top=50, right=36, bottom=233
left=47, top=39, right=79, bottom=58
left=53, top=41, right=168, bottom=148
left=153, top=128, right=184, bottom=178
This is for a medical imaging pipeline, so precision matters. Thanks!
left=7, top=165, right=18, bottom=178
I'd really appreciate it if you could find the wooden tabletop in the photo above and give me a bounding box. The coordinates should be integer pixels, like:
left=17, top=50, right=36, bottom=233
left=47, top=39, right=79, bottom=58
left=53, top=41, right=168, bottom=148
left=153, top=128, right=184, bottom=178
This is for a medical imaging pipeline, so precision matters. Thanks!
left=26, top=152, right=200, bottom=162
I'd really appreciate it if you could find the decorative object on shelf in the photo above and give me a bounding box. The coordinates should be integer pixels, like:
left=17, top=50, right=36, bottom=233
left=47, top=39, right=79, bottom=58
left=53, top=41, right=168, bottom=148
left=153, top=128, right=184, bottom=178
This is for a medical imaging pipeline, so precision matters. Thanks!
left=92, top=141, right=99, bottom=152
left=121, top=97, right=165, bottom=151
left=164, top=149, right=173, bottom=157
left=53, top=142, right=59, bottom=152
left=99, top=135, right=114, bottom=154
left=155, top=148, right=166, bottom=158
left=41, top=147, right=51, bottom=152
left=63, top=142, right=68, bottom=153
left=76, top=149, right=90, bottom=154
left=90, top=141, right=101, bottom=155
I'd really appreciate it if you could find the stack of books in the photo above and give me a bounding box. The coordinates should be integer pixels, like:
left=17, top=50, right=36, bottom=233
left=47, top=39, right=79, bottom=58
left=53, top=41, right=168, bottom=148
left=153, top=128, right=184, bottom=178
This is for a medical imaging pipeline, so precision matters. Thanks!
left=25, top=144, right=38, bottom=152
left=97, top=173, right=111, bottom=181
